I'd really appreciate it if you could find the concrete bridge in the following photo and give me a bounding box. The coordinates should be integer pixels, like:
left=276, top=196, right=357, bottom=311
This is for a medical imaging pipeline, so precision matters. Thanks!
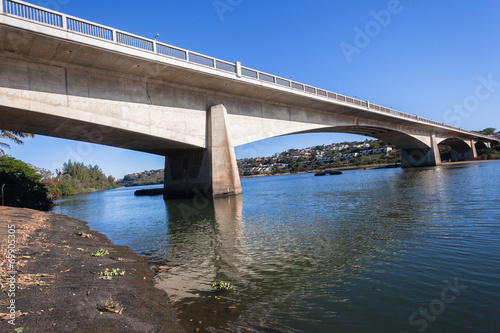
left=0, top=0, right=497, bottom=198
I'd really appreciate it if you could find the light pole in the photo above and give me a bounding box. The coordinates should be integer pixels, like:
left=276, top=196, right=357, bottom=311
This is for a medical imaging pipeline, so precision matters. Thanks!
left=1, top=184, right=5, bottom=206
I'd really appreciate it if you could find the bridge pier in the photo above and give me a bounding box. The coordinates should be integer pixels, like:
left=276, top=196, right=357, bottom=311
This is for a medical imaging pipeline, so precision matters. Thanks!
left=163, top=104, right=242, bottom=199
left=401, top=134, right=442, bottom=168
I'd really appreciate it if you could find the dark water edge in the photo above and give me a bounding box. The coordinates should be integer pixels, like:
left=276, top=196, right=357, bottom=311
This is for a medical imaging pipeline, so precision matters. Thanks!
left=53, top=161, right=500, bottom=333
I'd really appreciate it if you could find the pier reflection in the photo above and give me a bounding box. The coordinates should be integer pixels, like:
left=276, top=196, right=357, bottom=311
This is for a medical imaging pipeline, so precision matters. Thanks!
left=156, top=195, right=243, bottom=301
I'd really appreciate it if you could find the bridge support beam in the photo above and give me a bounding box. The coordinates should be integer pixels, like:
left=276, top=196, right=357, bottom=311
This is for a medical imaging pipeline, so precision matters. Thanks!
left=401, top=135, right=442, bottom=168
left=163, top=104, right=242, bottom=199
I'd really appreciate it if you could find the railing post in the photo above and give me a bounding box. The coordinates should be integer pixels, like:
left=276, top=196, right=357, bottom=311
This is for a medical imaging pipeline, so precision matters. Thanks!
left=235, top=61, right=241, bottom=77
left=0, top=0, right=4, bottom=14
left=112, top=29, right=117, bottom=43
left=61, top=14, right=67, bottom=29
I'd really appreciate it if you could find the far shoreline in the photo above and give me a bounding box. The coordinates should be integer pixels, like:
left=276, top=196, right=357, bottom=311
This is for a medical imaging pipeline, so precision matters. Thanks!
left=119, top=159, right=500, bottom=192
left=241, top=159, right=500, bottom=179
left=240, top=162, right=401, bottom=178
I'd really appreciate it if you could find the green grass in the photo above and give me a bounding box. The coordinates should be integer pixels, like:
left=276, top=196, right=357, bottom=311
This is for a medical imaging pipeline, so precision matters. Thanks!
left=92, top=249, right=109, bottom=257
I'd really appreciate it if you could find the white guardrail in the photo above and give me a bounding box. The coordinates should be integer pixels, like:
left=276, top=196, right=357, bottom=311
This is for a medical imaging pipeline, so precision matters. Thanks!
left=0, top=0, right=489, bottom=138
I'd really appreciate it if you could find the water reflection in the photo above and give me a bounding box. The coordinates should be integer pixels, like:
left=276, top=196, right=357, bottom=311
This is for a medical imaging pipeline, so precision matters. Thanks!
left=52, top=162, right=500, bottom=333
left=156, top=195, right=244, bottom=301
left=212, top=195, right=245, bottom=283
left=157, top=169, right=442, bottom=331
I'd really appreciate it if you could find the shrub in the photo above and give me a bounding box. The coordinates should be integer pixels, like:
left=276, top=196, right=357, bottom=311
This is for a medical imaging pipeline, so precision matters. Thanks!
left=0, top=156, right=52, bottom=210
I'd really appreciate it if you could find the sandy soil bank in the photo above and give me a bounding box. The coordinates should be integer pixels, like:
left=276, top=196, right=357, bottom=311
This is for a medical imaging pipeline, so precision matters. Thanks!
left=0, top=206, right=184, bottom=333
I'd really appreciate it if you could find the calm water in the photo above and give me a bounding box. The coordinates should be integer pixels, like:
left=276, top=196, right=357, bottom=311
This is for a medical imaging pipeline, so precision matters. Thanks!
left=52, top=162, right=500, bottom=332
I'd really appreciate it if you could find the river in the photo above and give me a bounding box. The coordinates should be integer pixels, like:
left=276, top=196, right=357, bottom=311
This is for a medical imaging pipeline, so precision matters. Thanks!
left=52, top=161, right=500, bottom=332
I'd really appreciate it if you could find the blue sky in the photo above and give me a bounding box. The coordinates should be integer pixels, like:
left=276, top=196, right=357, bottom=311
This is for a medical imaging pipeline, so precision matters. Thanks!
left=4, top=0, right=500, bottom=178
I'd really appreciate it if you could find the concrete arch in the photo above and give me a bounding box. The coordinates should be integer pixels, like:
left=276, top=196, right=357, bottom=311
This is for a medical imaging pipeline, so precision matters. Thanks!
left=437, top=137, right=477, bottom=162
left=230, top=121, right=439, bottom=168
left=474, top=141, right=488, bottom=151
left=231, top=121, right=432, bottom=151
left=295, top=126, right=438, bottom=168
left=437, top=137, right=471, bottom=153
left=294, top=125, right=432, bottom=150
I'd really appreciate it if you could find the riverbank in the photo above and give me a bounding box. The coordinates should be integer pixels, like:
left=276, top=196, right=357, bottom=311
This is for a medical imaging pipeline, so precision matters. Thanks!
left=0, top=206, right=184, bottom=333
left=441, top=159, right=499, bottom=166
left=241, top=162, right=401, bottom=178
left=242, top=159, right=500, bottom=178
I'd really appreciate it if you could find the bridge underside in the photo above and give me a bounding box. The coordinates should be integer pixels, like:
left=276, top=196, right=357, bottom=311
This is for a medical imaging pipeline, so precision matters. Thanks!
left=0, top=105, right=199, bottom=154
left=160, top=120, right=447, bottom=199
left=1, top=22, right=497, bottom=199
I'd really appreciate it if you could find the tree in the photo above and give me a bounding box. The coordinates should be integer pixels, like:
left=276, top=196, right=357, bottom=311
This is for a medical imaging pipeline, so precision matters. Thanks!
left=475, top=128, right=497, bottom=135
left=369, top=141, right=380, bottom=149
left=483, top=127, right=496, bottom=135
left=0, top=130, right=34, bottom=155
left=0, top=156, right=52, bottom=210
left=56, top=160, right=117, bottom=195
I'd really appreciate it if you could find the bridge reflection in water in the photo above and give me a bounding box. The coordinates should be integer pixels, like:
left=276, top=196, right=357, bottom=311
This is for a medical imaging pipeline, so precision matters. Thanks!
left=156, top=195, right=244, bottom=301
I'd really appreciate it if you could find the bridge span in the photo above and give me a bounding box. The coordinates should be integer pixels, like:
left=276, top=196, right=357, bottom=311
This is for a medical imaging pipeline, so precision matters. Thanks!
left=0, top=0, right=498, bottom=198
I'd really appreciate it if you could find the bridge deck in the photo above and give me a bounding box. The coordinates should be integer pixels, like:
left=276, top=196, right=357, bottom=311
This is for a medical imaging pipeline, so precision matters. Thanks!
left=0, top=0, right=497, bottom=144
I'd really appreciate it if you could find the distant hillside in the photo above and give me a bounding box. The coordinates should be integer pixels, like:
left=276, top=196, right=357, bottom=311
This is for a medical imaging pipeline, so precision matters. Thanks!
left=117, top=131, right=499, bottom=183
left=117, top=169, right=164, bottom=187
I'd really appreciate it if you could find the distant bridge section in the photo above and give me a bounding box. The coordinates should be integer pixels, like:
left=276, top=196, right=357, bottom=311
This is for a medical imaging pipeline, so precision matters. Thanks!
left=0, top=0, right=498, bottom=198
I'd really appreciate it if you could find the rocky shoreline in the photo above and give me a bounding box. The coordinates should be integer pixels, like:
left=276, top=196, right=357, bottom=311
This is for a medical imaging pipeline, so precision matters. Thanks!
left=0, top=206, right=184, bottom=333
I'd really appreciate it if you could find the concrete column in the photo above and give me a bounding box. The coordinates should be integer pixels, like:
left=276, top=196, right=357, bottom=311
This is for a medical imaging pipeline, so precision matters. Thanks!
left=430, top=134, right=442, bottom=166
left=163, top=104, right=242, bottom=199
left=470, top=140, right=478, bottom=158
left=401, top=134, right=441, bottom=168
left=208, top=104, right=242, bottom=197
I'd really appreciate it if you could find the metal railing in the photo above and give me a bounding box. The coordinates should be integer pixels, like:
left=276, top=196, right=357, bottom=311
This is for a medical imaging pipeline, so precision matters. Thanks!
left=0, top=0, right=485, bottom=138
left=116, top=31, right=154, bottom=52
left=2, top=0, right=62, bottom=27
left=67, top=17, right=113, bottom=41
